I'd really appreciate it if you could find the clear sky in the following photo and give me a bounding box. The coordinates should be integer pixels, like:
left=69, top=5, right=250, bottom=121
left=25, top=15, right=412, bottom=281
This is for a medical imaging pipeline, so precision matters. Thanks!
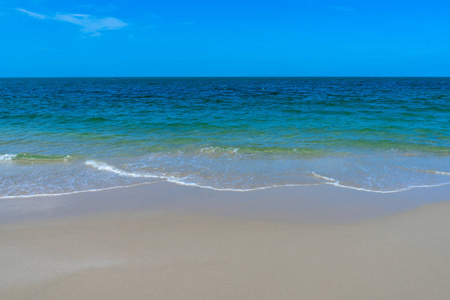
left=1, top=0, right=449, bottom=77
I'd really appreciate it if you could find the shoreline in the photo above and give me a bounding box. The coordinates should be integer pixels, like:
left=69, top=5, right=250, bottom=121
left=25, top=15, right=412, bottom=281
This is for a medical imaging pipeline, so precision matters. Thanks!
left=3, top=176, right=450, bottom=200
left=1, top=181, right=450, bottom=225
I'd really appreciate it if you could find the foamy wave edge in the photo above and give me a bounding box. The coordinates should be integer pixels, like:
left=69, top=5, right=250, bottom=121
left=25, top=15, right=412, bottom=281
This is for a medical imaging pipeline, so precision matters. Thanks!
left=85, top=160, right=319, bottom=192
left=310, top=171, right=450, bottom=193
left=1, top=161, right=450, bottom=199
left=0, top=154, right=17, bottom=161
left=85, top=160, right=162, bottom=179
left=86, top=160, right=450, bottom=194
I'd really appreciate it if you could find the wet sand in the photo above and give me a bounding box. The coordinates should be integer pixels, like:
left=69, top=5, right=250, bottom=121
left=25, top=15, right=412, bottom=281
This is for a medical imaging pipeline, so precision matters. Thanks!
left=1, top=183, right=450, bottom=299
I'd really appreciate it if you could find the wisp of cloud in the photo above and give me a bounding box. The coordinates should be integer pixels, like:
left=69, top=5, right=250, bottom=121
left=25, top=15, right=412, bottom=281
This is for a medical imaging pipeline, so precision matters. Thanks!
left=16, top=8, right=127, bottom=36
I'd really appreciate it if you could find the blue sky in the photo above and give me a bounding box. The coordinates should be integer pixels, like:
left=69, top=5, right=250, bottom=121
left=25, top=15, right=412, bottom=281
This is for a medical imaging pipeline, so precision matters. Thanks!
left=1, top=0, right=449, bottom=76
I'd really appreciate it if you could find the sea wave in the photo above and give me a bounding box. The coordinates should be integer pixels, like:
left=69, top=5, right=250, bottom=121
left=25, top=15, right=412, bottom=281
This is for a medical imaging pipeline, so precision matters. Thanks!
left=84, top=159, right=319, bottom=192
left=0, top=153, right=72, bottom=162
left=0, top=154, right=17, bottom=161
left=411, top=169, right=450, bottom=176
left=82, top=160, right=450, bottom=194
left=310, top=171, right=450, bottom=193
left=85, top=160, right=163, bottom=178
left=160, top=146, right=333, bottom=158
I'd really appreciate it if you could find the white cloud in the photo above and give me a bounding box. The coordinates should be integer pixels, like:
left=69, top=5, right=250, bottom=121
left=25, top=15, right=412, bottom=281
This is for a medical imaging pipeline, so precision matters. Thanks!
left=16, top=8, right=46, bottom=19
left=54, top=13, right=127, bottom=35
left=16, top=8, right=127, bottom=36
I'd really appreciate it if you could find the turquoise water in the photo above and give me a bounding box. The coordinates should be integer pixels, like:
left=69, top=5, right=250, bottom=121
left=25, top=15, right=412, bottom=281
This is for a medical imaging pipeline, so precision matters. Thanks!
left=1, top=77, right=449, bottom=197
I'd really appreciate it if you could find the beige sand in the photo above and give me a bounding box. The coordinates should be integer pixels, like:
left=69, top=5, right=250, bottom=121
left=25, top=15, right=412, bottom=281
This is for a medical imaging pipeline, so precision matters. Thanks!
left=1, top=193, right=450, bottom=299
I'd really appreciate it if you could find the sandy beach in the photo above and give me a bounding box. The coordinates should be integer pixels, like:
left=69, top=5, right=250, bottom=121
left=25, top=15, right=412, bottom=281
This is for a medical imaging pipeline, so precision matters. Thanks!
left=1, top=183, right=450, bottom=299
left=3, top=0, right=450, bottom=298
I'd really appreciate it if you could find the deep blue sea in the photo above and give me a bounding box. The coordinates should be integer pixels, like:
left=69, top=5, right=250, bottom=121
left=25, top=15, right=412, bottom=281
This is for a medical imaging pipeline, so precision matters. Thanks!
left=1, top=77, right=449, bottom=197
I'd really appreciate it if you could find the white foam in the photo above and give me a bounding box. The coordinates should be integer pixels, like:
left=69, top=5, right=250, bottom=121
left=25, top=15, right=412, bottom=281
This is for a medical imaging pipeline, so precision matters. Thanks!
left=85, top=160, right=163, bottom=179
left=415, top=169, right=450, bottom=176
left=199, top=146, right=240, bottom=155
left=0, top=154, right=17, bottom=161
left=310, top=172, right=338, bottom=182
left=0, top=182, right=164, bottom=199
left=167, top=177, right=319, bottom=192
left=2, top=174, right=450, bottom=200
left=434, top=171, right=450, bottom=175
left=310, top=171, right=450, bottom=193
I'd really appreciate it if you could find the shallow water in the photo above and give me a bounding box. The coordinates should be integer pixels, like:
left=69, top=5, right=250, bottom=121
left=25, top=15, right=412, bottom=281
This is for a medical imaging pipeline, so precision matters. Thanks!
left=1, top=77, right=449, bottom=197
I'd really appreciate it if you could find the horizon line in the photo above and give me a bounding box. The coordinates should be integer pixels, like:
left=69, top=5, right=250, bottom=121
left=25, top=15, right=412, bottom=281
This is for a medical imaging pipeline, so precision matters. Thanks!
left=1, top=76, right=450, bottom=79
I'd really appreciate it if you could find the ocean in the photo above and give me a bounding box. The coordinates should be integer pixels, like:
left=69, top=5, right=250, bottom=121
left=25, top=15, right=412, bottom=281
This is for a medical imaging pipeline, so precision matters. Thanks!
left=1, top=77, right=449, bottom=197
